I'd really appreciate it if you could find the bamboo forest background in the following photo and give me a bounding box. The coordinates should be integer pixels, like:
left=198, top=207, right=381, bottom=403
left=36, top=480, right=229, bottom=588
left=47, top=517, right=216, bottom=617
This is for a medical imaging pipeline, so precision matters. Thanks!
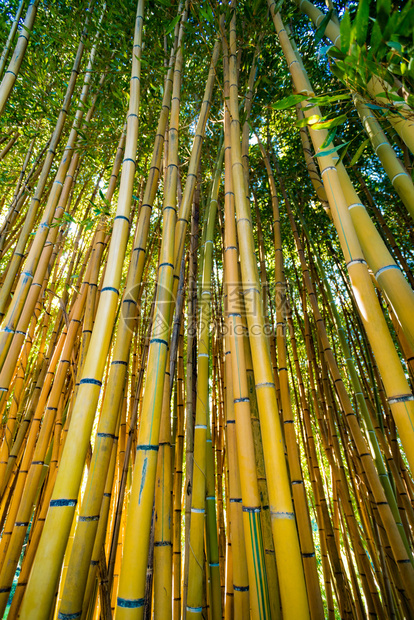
left=0, top=0, right=414, bottom=618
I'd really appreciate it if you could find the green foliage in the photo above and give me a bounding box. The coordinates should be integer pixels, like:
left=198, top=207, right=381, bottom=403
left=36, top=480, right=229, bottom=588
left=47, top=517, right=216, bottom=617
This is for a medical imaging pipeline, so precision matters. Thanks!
left=0, top=0, right=412, bottom=343
left=314, top=8, right=333, bottom=46
left=1, top=6, right=414, bottom=620
left=328, top=0, right=414, bottom=103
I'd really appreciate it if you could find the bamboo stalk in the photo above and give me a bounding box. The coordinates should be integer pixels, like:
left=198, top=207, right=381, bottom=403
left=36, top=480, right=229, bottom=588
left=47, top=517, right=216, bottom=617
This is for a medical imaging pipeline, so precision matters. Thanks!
left=0, top=0, right=39, bottom=116
left=18, top=3, right=144, bottom=617
left=228, top=6, right=310, bottom=619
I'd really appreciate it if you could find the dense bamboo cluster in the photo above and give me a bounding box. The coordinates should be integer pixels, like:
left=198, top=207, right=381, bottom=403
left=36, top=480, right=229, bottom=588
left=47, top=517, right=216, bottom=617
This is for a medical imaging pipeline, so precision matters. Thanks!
left=0, top=0, right=414, bottom=618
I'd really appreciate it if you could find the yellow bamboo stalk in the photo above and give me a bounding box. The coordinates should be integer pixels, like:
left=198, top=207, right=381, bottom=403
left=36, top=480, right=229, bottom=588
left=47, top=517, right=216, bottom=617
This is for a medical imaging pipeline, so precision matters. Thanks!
left=106, top=294, right=156, bottom=596
left=269, top=4, right=414, bottom=489
left=241, top=37, right=261, bottom=188
left=0, top=0, right=25, bottom=78
left=182, top=187, right=199, bottom=616
left=295, top=106, right=330, bottom=212
left=205, top=400, right=222, bottom=620
left=115, top=7, right=187, bottom=618
left=0, top=133, right=116, bottom=501
left=223, top=117, right=272, bottom=615
left=212, top=330, right=227, bottom=608
left=0, top=319, right=66, bottom=518
left=80, top=432, right=120, bottom=620
left=292, top=0, right=414, bottom=154
left=0, top=0, right=39, bottom=116
left=228, top=6, right=310, bottom=619
left=0, top=328, right=30, bottom=481
left=242, top=330, right=281, bottom=620
left=0, top=132, right=40, bottom=251
left=6, top=461, right=57, bottom=618
left=152, top=373, right=173, bottom=619
left=0, top=130, right=19, bottom=161
left=288, top=309, right=353, bottom=617
left=335, top=165, right=414, bottom=352
left=285, top=17, right=414, bottom=354
left=172, top=318, right=184, bottom=620
left=53, top=489, right=82, bottom=620
left=116, top=25, right=221, bottom=619
left=0, top=12, right=90, bottom=322
left=55, top=32, right=176, bottom=618
left=0, top=9, right=100, bottom=371
left=258, top=139, right=324, bottom=619
left=224, top=340, right=250, bottom=619
left=353, top=93, right=414, bottom=220
left=0, top=265, right=94, bottom=617
left=153, top=228, right=185, bottom=620
left=299, top=211, right=414, bottom=556
left=282, top=172, right=414, bottom=610
left=221, top=24, right=250, bottom=618
left=297, top=223, right=409, bottom=613
left=18, top=3, right=144, bottom=617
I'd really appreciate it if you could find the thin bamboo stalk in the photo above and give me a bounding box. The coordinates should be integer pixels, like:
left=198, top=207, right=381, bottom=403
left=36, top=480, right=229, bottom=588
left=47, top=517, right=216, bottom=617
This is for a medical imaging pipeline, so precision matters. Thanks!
left=0, top=0, right=26, bottom=79
left=115, top=7, right=187, bottom=617
left=292, top=0, right=414, bottom=154
left=0, top=0, right=39, bottom=116
left=269, top=4, right=414, bottom=501
left=0, top=8, right=90, bottom=322
left=18, top=3, right=144, bottom=617
left=228, top=6, right=310, bottom=618
left=187, top=145, right=223, bottom=618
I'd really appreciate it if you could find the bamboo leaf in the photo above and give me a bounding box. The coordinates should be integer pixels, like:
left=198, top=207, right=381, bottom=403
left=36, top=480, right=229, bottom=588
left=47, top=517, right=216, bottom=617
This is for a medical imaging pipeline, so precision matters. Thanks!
left=316, top=141, right=351, bottom=157
left=330, top=61, right=346, bottom=82
left=369, top=20, right=383, bottom=57
left=253, top=0, right=263, bottom=14
left=349, top=138, right=369, bottom=165
left=271, top=0, right=285, bottom=15
left=321, top=126, right=337, bottom=148
left=272, top=93, right=308, bottom=109
left=375, top=91, right=405, bottom=103
left=99, top=189, right=111, bottom=207
left=337, top=140, right=352, bottom=164
left=395, top=7, right=414, bottom=34
left=340, top=10, right=352, bottom=53
left=312, top=114, right=348, bottom=130
left=327, top=46, right=346, bottom=60
left=165, top=15, right=180, bottom=35
left=376, top=0, right=391, bottom=32
left=314, top=9, right=333, bottom=46
left=319, top=45, right=331, bottom=56
left=381, top=13, right=398, bottom=41
left=307, top=93, right=350, bottom=106
left=296, top=114, right=321, bottom=128
left=354, top=0, right=370, bottom=46
left=386, top=40, right=403, bottom=53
